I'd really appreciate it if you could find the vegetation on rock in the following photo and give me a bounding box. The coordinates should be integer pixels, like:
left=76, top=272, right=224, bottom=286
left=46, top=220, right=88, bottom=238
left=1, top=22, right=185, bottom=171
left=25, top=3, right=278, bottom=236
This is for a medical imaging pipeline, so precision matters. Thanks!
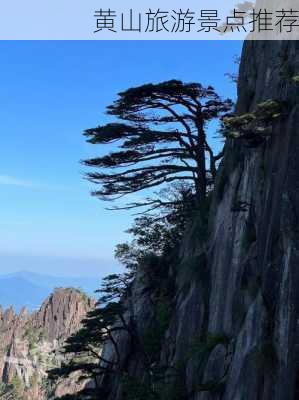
left=222, top=100, right=282, bottom=146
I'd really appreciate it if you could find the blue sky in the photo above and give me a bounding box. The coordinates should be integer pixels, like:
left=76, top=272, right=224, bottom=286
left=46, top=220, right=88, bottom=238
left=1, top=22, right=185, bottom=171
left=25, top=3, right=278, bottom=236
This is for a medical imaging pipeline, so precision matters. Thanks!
left=0, top=41, right=242, bottom=277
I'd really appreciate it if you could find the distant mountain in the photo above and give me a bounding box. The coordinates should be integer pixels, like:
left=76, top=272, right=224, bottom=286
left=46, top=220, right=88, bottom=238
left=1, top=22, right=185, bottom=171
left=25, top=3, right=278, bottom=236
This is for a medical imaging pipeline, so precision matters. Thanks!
left=4, top=270, right=101, bottom=294
left=0, top=276, right=47, bottom=312
left=0, top=287, right=94, bottom=399
left=0, top=271, right=99, bottom=311
left=0, top=253, right=121, bottom=277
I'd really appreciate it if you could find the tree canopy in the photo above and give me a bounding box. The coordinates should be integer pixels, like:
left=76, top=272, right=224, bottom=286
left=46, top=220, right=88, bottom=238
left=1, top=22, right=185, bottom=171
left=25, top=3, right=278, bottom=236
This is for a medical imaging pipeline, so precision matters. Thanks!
left=48, top=203, right=187, bottom=399
left=83, top=80, right=233, bottom=210
left=48, top=272, right=134, bottom=400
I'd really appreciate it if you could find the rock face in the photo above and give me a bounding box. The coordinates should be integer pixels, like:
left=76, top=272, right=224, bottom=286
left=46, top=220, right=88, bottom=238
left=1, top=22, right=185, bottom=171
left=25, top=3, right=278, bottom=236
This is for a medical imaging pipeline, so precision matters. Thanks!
left=0, top=288, right=94, bottom=399
left=97, top=41, right=299, bottom=399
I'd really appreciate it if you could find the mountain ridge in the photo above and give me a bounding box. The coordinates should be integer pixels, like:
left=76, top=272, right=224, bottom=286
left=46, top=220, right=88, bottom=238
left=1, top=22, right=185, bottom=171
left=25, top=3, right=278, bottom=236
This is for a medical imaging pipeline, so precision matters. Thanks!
left=0, top=287, right=95, bottom=399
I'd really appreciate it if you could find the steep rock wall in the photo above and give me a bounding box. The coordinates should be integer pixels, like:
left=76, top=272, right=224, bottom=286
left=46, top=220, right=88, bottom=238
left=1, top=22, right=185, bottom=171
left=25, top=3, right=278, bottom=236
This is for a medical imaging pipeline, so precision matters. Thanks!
left=98, top=40, right=299, bottom=400
left=0, top=288, right=94, bottom=399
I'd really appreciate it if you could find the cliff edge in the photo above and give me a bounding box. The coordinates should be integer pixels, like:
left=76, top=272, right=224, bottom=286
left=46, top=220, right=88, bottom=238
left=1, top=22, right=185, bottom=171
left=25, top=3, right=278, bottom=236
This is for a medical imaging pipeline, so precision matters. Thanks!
left=97, top=41, right=299, bottom=400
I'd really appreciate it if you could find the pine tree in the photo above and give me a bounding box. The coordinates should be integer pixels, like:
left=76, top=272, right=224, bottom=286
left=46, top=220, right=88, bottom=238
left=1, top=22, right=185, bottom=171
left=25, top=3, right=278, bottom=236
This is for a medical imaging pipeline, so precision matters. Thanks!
left=83, top=80, right=233, bottom=210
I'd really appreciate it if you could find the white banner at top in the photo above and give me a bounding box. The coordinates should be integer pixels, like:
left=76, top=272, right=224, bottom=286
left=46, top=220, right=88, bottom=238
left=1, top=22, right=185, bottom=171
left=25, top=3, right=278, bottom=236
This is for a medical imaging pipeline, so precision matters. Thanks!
left=0, top=0, right=298, bottom=40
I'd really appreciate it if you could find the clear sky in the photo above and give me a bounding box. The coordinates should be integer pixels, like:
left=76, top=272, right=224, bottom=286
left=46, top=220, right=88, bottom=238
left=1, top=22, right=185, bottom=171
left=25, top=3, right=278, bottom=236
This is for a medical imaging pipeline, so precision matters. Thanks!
left=0, top=40, right=242, bottom=277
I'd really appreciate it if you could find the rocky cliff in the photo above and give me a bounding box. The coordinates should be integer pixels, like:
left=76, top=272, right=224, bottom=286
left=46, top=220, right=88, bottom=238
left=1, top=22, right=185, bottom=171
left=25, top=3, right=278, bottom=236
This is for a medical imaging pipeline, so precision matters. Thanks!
left=0, top=288, right=94, bottom=399
left=96, top=41, right=299, bottom=400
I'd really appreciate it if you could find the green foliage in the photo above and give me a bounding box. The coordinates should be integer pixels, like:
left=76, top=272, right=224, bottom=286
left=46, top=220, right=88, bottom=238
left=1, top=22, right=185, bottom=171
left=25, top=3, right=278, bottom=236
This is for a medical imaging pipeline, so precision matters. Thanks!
left=115, top=185, right=195, bottom=273
left=48, top=268, right=133, bottom=399
left=254, top=100, right=282, bottom=120
left=24, top=324, right=45, bottom=350
left=29, top=373, right=39, bottom=387
left=32, top=374, right=56, bottom=399
left=55, top=78, right=235, bottom=399
left=49, top=186, right=189, bottom=399
left=96, top=273, right=133, bottom=303
left=115, top=216, right=178, bottom=271
left=10, top=376, right=24, bottom=393
left=50, top=150, right=214, bottom=399
left=0, top=376, right=25, bottom=399
left=83, top=80, right=233, bottom=211
left=291, top=75, right=299, bottom=84
left=222, top=100, right=282, bottom=146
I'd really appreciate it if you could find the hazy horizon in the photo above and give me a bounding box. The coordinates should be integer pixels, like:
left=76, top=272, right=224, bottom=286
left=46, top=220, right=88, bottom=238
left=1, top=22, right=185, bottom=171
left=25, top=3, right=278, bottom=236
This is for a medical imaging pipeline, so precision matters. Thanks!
left=0, top=253, right=122, bottom=278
